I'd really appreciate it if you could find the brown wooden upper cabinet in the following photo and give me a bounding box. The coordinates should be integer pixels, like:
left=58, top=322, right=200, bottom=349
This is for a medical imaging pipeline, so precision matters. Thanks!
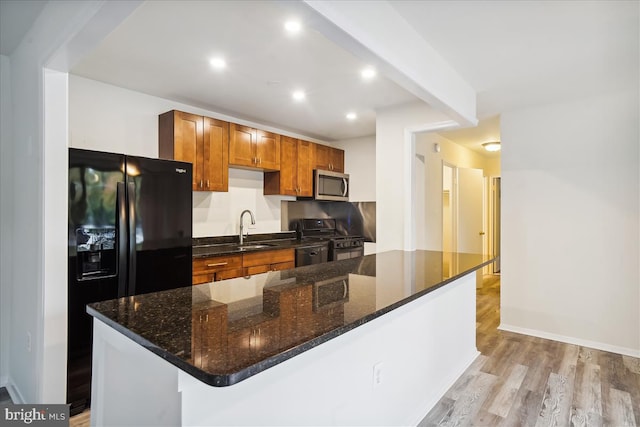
left=159, top=110, right=229, bottom=192
left=314, top=143, right=344, bottom=172
left=264, top=137, right=314, bottom=197
left=229, top=123, right=280, bottom=171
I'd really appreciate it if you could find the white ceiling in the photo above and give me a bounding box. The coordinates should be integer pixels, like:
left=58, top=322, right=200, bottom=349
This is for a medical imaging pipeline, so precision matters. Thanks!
left=69, top=0, right=419, bottom=142
left=391, top=0, right=639, bottom=120
left=3, top=1, right=638, bottom=153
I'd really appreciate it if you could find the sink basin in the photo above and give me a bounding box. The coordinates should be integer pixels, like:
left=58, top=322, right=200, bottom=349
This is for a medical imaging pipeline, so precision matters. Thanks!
left=235, top=244, right=273, bottom=251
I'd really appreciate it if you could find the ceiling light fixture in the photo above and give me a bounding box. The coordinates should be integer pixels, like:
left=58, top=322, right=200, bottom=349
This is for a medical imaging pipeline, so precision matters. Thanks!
left=482, top=141, right=501, bottom=152
left=292, top=90, right=306, bottom=101
left=346, top=112, right=357, bottom=121
left=361, top=67, right=376, bottom=80
left=209, top=57, right=227, bottom=70
left=284, top=20, right=302, bottom=34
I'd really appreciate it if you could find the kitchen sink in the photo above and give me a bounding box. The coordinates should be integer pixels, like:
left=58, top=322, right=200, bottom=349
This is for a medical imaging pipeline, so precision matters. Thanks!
left=235, top=244, right=274, bottom=251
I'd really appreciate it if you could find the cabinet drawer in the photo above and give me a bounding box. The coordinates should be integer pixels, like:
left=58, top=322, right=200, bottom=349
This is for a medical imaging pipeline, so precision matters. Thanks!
left=271, top=261, right=295, bottom=271
left=245, top=265, right=270, bottom=276
left=193, top=254, right=243, bottom=274
left=242, top=248, right=294, bottom=267
left=192, top=273, right=213, bottom=285
left=215, top=268, right=244, bottom=281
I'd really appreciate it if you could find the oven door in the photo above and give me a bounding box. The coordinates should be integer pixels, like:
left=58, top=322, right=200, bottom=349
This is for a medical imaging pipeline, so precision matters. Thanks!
left=295, top=243, right=329, bottom=267
left=332, top=247, right=363, bottom=261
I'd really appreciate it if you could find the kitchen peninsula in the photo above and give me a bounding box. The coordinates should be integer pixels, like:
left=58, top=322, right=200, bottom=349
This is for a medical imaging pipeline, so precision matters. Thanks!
left=87, top=250, right=495, bottom=426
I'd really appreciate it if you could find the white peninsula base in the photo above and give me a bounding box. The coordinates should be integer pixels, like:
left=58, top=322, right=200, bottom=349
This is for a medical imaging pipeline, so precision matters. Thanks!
left=90, top=272, right=478, bottom=426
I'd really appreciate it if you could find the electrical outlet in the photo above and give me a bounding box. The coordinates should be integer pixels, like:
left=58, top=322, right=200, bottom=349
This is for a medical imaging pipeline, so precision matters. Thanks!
left=26, top=332, right=32, bottom=352
left=373, top=362, right=384, bottom=388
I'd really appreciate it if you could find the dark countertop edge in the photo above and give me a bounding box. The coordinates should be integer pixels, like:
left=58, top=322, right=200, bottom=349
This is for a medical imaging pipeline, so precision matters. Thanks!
left=87, top=255, right=497, bottom=388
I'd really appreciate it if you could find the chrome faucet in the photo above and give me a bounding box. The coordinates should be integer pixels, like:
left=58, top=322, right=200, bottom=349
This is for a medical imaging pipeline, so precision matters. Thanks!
left=239, top=209, right=256, bottom=245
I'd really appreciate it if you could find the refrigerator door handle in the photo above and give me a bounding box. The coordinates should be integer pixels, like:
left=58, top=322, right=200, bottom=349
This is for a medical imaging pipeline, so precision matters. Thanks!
left=127, top=181, right=137, bottom=296
left=116, top=182, right=128, bottom=298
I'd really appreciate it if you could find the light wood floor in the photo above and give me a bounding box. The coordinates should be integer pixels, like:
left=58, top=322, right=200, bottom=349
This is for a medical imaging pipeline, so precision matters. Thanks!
left=70, top=409, right=90, bottom=427
left=420, top=275, right=640, bottom=427
left=70, top=275, right=639, bottom=427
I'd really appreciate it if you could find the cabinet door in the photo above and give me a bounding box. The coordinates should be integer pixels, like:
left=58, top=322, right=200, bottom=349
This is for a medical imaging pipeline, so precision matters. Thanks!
left=278, top=136, right=298, bottom=196
left=159, top=110, right=202, bottom=190
left=256, top=129, right=280, bottom=171
left=314, top=144, right=344, bottom=172
left=203, top=117, right=229, bottom=192
left=242, top=249, right=294, bottom=268
left=229, top=123, right=256, bottom=168
left=329, top=147, right=344, bottom=173
left=314, top=143, right=331, bottom=171
left=296, top=140, right=314, bottom=196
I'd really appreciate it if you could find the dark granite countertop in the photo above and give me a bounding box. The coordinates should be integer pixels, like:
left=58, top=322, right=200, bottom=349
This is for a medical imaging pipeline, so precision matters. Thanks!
left=192, top=232, right=325, bottom=258
left=87, top=250, right=496, bottom=387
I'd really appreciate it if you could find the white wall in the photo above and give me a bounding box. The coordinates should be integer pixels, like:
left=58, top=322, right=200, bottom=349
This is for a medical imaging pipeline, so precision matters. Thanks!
left=415, top=133, right=495, bottom=251
left=500, top=89, right=640, bottom=356
left=2, top=0, right=140, bottom=404
left=332, top=135, right=376, bottom=201
left=69, top=75, right=305, bottom=237
left=41, top=69, right=69, bottom=403
left=5, top=19, right=47, bottom=405
left=0, top=54, right=13, bottom=388
left=375, top=102, right=454, bottom=252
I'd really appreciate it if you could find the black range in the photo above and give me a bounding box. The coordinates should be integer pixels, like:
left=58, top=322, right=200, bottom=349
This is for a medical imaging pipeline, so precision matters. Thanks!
left=294, top=218, right=365, bottom=266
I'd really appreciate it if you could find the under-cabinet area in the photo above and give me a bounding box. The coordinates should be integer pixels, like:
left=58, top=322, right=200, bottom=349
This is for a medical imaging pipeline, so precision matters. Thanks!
left=158, top=109, right=344, bottom=195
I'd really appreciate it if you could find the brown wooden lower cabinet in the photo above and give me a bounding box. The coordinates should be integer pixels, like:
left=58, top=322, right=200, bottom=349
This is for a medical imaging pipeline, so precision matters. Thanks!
left=192, top=248, right=295, bottom=284
left=192, top=254, right=243, bottom=285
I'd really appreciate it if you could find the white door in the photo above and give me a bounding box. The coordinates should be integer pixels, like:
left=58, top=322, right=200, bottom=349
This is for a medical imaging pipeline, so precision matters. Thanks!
left=457, top=167, right=484, bottom=253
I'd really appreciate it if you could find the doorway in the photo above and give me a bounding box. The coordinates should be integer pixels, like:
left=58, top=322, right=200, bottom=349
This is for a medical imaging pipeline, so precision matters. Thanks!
left=490, top=177, right=501, bottom=273
left=442, top=163, right=455, bottom=277
left=442, top=163, right=484, bottom=278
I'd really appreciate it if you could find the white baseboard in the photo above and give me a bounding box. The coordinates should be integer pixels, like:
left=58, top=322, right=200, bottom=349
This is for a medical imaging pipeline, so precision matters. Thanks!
left=3, top=378, right=25, bottom=404
left=499, top=323, right=640, bottom=358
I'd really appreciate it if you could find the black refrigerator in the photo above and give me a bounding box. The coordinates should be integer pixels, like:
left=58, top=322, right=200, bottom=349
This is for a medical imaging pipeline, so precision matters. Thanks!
left=67, top=148, right=193, bottom=414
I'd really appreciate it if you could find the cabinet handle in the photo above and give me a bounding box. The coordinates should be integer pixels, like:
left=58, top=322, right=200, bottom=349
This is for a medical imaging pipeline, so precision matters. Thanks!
left=207, top=262, right=228, bottom=267
left=258, top=158, right=262, bottom=165
left=206, top=179, right=210, bottom=189
left=199, top=179, right=203, bottom=189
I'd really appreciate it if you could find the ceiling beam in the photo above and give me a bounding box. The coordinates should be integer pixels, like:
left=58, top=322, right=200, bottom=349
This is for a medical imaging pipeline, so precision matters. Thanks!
left=297, top=0, right=478, bottom=128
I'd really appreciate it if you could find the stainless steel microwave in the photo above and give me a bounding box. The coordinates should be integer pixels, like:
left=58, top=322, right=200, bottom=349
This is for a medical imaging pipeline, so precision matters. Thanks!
left=314, top=169, right=349, bottom=201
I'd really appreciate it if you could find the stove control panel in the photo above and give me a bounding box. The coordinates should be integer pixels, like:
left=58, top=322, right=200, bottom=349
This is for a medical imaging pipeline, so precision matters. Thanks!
left=334, top=239, right=364, bottom=249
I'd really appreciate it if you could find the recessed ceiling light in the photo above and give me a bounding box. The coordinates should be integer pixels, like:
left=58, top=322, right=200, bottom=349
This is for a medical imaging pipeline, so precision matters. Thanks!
left=292, top=90, right=306, bottom=101
left=361, top=67, right=376, bottom=80
left=284, top=20, right=302, bottom=34
left=346, top=112, right=357, bottom=121
left=209, top=57, right=226, bottom=70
